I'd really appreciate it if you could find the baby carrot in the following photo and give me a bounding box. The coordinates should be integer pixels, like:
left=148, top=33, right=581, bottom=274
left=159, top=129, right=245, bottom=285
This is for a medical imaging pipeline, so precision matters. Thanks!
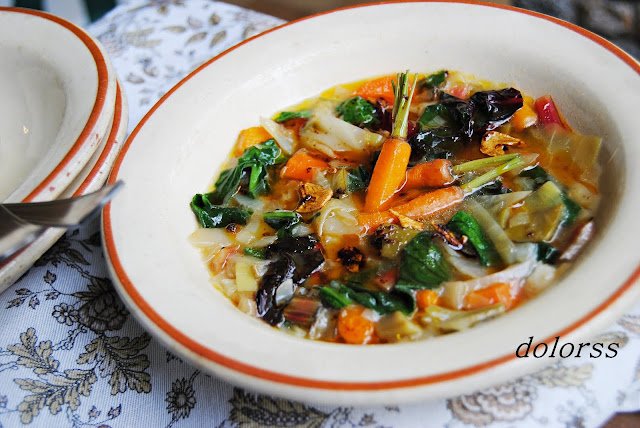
left=359, top=186, right=464, bottom=231
left=391, top=186, right=464, bottom=219
left=403, top=159, right=455, bottom=190
left=364, top=138, right=411, bottom=212
left=364, top=72, right=416, bottom=212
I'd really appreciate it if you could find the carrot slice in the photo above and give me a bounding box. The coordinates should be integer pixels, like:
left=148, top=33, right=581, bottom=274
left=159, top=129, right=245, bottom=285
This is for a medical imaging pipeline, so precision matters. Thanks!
left=364, top=138, right=411, bottom=212
left=357, top=211, right=396, bottom=233
left=391, top=186, right=464, bottom=219
left=416, top=290, right=439, bottom=310
left=234, top=126, right=272, bottom=156
left=355, top=75, right=396, bottom=105
left=404, top=159, right=455, bottom=190
left=359, top=186, right=464, bottom=232
left=465, top=282, right=515, bottom=310
left=338, top=306, right=375, bottom=344
left=511, top=96, right=538, bottom=132
left=281, top=150, right=329, bottom=182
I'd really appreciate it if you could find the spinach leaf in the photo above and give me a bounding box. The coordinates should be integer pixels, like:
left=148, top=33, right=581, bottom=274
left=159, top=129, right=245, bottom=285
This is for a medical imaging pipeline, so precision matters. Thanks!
left=263, top=210, right=302, bottom=238
left=536, top=242, right=559, bottom=264
left=423, top=70, right=448, bottom=88
left=346, top=166, right=370, bottom=192
left=244, top=247, right=267, bottom=259
left=190, top=194, right=252, bottom=228
left=319, top=282, right=354, bottom=308
left=319, top=281, right=414, bottom=315
left=399, top=232, right=450, bottom=289
left=418, top=104, right=453, bottom=129
left=560, top=192, right=581, bottom=225
left=447, top=211, right=501, bottom=267
left=474, top=178, right=511, bottom=196
left=210, top=139, right=286, bottom=204
left=274, top=110, right=311, bottom=123
left=336, top=96, right=380, bottom=129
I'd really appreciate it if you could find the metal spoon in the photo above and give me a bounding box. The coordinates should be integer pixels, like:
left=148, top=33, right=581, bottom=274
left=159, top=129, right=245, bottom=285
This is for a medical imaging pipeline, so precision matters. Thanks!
left=0, top=181, right=123, bottom=262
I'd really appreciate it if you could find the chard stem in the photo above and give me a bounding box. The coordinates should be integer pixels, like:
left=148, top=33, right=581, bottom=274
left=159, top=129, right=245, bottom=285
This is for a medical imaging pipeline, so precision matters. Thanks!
left=453, top=154, right=519, bottom=174
left=461, top=156, right=524, bottom=194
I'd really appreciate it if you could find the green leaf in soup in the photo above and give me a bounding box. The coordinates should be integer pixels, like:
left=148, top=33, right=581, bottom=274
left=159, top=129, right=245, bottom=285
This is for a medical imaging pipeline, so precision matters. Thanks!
left=346, top=166, right=370, bottom=192
left=447, top=211, right=501, bottom=267
left=244, top=247, right=267, bottom=259
left=336, top=96, right=380, bottom=129
left=519, top=165, right=550, bottom=187
left=319, top=280, right=414, bottom=315
left=423, top=70, right=448, bottom=88
left=319, top=282, right=354, bottom=309
left=536, top=242, right=559, bottom=264
left=190, top=194, right=252, bottom=228
left=559, top=192, right=581, bottom=225
left=210, top=166, right=244, bottom=205
left=399, top=232, right=450, bottom=289
left=238, top=139, right=287, bottom=166
left=209, top=139, right=286, bottom=204
left=263, top=210, right=302, bottom=238
left=418, top=104, right=453, bottom=129
left=372, top=289, right=415, bottom=316
left=273, top=110, right=311, bottom=123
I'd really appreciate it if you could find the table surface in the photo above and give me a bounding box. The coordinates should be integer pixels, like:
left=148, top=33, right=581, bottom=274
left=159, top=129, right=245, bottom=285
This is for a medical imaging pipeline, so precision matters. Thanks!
left=0, top=1, right=639, bottom=427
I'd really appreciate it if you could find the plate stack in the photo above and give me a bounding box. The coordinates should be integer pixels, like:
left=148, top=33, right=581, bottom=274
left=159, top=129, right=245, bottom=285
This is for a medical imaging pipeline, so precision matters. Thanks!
left=0, top=7, right=128, bottom=291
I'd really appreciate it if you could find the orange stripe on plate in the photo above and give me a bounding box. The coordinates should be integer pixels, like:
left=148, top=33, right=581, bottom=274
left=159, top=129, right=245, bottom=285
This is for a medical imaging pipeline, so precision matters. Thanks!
left=73, top=85, right=123, bottom=197
left=103, top=0, right=640, bottom=390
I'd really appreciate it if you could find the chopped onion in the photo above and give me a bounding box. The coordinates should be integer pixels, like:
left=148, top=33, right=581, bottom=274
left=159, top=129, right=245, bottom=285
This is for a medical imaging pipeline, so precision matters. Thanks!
left=235, top=259, right=258, bottom=292
left=260, top=117, right=295, bottom=154
left=313, top=104, right=383, bottom=150
left=420, top=303, right=506, bottom=331
left=439, top=241, right=488, bottom=279
left=524, top=263, right=557, bottom=296
left=441, top=259, right=537, bottom=309
left=188, top=228, right=232, bottom=249
left=275, top=278, right=295, bottom=306
left=237, top=292, right=257, bottom=316
left=250, top=235, right=278, bottom=248
left=235, top=216, right=262, bottom=245
left=233, top=193, right=265, bottom=211
left=313, top=198, right=359, bottom=238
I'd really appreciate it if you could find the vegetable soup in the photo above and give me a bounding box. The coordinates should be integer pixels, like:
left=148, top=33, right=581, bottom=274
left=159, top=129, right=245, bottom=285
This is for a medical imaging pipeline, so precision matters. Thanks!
left=189, top=71, right=601, bottom=344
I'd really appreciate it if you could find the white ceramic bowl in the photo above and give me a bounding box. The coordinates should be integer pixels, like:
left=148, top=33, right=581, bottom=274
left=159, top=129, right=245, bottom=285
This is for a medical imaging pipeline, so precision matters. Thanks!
left=103, top=1, right=640, bottom=404
left=0, top=7, right=116, bottom=203
left=0, top=84, right=127, bottom=291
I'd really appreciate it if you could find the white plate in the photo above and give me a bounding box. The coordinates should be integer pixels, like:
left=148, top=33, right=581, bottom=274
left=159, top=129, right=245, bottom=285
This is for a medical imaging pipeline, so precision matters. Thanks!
left=103, top=1, right=640, bottom=404
left=0, top=7, right=116, bottom=203
left=0, top=84, right=127, bottom=291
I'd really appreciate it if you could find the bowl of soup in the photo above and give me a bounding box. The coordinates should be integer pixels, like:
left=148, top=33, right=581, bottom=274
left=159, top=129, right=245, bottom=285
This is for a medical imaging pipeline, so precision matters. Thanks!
left=103, top=1, right=640, bottom=404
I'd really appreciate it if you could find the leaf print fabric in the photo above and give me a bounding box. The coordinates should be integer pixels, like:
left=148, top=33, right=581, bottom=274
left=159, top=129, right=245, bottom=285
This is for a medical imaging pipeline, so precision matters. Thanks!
left=0, top=1, right=638, bottom=427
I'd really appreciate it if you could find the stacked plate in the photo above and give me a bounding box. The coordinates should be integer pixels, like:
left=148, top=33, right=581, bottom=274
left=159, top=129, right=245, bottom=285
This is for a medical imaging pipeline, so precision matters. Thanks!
left=0, top=7, right=127, bottom=291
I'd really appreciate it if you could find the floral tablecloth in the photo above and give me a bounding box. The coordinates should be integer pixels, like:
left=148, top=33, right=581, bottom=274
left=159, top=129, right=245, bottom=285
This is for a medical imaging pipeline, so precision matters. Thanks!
left=0, top=1, right=639, bottom=427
